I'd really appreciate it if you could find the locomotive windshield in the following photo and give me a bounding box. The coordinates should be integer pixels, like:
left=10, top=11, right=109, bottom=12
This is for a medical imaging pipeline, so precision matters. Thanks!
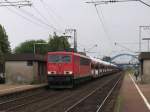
left=48, top=55, right=71, bottom=63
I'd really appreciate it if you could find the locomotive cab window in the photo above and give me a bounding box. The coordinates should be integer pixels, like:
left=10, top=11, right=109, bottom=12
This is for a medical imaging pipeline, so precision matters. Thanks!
left=48, top=55, right=71, bottom=63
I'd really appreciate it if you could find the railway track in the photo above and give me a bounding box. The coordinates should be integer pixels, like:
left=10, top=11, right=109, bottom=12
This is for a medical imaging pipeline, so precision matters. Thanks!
left=47, top=73, right=123, bottom=112
left=65, top=74, right=123, bottom=112
left=0, top=72, right=123, bottom=112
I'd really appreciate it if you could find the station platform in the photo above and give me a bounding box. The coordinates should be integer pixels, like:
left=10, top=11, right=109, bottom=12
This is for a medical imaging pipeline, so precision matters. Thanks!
left=0, top=84, right=47, bottom=96
left=114, top=73, right=150, bottom=112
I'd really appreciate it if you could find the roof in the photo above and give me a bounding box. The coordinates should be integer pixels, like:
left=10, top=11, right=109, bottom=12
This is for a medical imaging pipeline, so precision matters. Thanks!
left=139, top=52, right=150, bottom=60
left=89, top=56, right=117, bottom=67
left=48, top=51, right=90, bottom=59
left=6, top=54, right=46, bottom=62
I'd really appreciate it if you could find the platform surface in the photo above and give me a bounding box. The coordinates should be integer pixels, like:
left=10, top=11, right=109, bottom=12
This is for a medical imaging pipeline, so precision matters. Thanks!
left=0, top=84, right=46, bottom=96
left=115, top=73, right=150, bottom=112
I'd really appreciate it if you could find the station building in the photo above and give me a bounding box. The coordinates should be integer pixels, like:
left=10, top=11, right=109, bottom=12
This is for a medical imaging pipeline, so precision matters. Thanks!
left=139, top=52, right=150, bottom=83
left=5, top=54, right=47, bottom=84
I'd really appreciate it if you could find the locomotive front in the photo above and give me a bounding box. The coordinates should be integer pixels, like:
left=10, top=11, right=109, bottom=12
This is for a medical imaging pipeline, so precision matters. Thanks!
left=47, top=52, right=74, bottom=88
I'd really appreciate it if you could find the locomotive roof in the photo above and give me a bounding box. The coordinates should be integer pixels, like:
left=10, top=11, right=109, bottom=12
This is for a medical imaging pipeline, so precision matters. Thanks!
left=47, top=52, right=117, bottom=67
left=47, top=51, right=90, bottom=59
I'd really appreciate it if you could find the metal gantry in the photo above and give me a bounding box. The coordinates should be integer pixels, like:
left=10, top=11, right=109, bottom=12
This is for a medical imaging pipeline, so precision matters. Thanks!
left=142, top=38, right=150, bottom=52
left=0, top=0, right=32, bottom=7
left=86, top=0, right=150, bottom=7
left=86, top=0, right=138, bottom=5
left=139, top=26, right=150, bottom=52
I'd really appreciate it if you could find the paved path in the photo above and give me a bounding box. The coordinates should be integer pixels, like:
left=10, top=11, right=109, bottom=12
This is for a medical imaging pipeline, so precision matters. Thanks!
left=0, top=84, right=46, bottom=96
left=117, top=74, right=150, bottom=112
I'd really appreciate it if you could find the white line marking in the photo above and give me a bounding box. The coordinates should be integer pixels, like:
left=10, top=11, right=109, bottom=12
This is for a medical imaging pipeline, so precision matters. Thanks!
left=129, top=74, right=150, bottom=110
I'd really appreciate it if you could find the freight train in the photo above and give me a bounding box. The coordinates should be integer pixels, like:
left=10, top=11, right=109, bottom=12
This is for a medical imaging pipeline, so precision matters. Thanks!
left=47, top=51, right=120, bottom=88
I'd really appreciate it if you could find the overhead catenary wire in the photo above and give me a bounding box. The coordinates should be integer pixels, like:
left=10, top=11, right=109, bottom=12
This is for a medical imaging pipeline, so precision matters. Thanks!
left=32, top=4, right=51, bottom=26
left=5, top=6, right=50, bottom=30
left=96, top=5, right=113, bottom=44
left=31, top=4, right=64, bottom=33
left=17, top=8, right=58, bottom=31
left=39, top=0, right=62, bottom=28
left=4, top=0, right=51, bottom=29
left=4, top=0, right=63, bottom=33
left=32, top=2, right=64, bottom=32
left=39, top=0, right=66, bottom=29
left=114, top=42, right=136, bottom=53
left=91, top=0, right=113, bottom=50
left=139, top=0, right=150, bottom=8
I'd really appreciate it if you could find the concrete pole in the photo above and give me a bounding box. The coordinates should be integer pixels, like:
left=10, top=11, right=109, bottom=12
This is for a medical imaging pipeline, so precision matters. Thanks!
left=34, top=43, right=36, bottom=54
left=148, top=40, right=150, bottom=52
left=74, top=29, right=77, bottom=52
left=139, top=26, right=142, bottom=53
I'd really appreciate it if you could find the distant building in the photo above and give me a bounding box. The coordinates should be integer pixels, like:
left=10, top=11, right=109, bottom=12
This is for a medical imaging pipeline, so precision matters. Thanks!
left=139, top=52, right=150, bottom=83
left=5, top=54, right=47, bottom=84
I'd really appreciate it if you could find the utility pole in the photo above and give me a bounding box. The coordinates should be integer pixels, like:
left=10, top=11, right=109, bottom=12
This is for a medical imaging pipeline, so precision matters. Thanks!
left=0, top=1, right=32, bottom=7
left=65, top=29, right=77, bottom=52
left=139, top=26, right=142, bottom=53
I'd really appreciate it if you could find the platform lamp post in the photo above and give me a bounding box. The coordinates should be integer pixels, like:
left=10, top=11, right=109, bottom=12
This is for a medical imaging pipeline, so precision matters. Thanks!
left=34, top=42, right=48, bottom=54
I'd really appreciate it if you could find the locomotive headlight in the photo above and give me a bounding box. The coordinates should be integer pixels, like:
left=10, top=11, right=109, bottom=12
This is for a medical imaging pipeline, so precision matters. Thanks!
left=47, top=71, right=56, bottom=75
left=64, top=71, right=72, bottom=75
left=48, top=71, right=51, bottom=74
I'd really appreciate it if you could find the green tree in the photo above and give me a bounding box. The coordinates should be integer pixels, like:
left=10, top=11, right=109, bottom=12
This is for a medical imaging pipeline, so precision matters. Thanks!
left=0, top=48, right=4, bottom=64
left=0, top=25, right=11, bottom=54
left=48, top=33, right=71, bottom=52
left=14, top=39, right=48, bottom=55
left=14, top=33, right=71, bottom=55
left=0, top=24, right=11, bottom=64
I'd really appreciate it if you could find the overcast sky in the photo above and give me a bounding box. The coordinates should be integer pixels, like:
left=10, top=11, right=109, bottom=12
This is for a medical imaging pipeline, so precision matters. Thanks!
left=0, top=0, right=150, bottom=59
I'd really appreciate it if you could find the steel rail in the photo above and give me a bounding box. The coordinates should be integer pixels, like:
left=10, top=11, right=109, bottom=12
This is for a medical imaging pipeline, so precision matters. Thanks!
left=0, top=90, right=45, bottom=105
left=1, top=73, right=121, bottom=112
left=96, top=76, right=121, bottom=112
left=35, top=93, right=76, bottom=112
left=3, top=91, right=60, bottom=112
left=64, top=75, right=121, bottom=112
left=36, top=75, right=119, bottom=112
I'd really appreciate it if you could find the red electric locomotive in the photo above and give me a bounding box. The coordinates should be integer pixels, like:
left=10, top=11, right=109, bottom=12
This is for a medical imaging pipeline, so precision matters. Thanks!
left=47, top=51, right=91, bottom=88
